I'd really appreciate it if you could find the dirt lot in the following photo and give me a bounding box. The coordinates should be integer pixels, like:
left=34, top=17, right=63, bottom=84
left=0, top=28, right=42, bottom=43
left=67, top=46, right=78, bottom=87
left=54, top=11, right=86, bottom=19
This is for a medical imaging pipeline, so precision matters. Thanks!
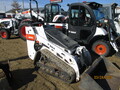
left=0, top=36, right=120, bottom=90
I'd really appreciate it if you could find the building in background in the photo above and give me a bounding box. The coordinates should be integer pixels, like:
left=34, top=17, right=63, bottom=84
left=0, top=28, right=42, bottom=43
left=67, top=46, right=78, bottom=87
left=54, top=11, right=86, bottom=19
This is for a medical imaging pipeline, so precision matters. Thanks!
left=0, top=11, right=5, bottom=18
left=5, top=10, right=15, bottom=18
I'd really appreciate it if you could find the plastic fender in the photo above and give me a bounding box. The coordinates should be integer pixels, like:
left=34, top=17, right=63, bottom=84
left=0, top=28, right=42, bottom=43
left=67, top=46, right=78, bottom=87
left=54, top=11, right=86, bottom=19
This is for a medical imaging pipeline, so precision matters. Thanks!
left=52, top=15, right=65, bottom=22
left=94, top=27, right=107, bottom=37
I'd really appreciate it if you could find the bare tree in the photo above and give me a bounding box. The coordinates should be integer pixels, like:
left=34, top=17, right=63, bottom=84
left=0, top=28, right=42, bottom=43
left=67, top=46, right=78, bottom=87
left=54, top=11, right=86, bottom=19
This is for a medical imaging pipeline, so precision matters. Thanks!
left=11, top=0, right=21, bottom=13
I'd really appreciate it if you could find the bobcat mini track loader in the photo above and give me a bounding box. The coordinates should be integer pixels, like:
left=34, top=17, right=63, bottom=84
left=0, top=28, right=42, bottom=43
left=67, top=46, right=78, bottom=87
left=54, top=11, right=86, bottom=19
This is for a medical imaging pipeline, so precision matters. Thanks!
left=26, top=23, right=92, bottom=82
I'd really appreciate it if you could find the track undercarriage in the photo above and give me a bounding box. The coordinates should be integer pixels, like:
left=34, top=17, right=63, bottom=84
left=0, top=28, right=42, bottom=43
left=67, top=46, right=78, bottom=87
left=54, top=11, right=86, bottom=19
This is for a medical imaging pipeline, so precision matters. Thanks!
left=36, top=49, right=76, bottom=83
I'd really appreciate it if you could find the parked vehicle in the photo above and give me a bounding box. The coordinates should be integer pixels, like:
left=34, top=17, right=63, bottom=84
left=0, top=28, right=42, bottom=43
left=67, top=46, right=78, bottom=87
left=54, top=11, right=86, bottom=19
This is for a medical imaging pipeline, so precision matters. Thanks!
left=17, top=0, right=63, bottom=40
left=101, top=3, right=120, bottom=34
left=0, top=0, right=62, bottom=40
left=0, top=18, right=19, bottom=39
left=52, top=2, right=120, bottom=56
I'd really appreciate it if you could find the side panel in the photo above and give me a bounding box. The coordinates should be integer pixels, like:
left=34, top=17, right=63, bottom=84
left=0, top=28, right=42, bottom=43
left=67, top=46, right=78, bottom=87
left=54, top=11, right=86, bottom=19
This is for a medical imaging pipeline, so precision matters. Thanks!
left=114, top=21, right=120, bottom=34
left=26, top=27, right=36, bottom=60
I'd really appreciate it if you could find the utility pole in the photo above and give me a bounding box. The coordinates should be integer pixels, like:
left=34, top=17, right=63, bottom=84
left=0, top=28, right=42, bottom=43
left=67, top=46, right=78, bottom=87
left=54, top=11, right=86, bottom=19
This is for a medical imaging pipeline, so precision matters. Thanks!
left=4, top=6, right=6, bottom=12
left=22, top=0, right=24, bottom=11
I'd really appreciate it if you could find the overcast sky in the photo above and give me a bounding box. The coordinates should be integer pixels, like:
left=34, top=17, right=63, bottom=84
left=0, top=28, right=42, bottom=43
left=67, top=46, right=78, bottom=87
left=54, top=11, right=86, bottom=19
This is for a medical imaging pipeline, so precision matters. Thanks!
left=0, top=0, right=120, bottom=12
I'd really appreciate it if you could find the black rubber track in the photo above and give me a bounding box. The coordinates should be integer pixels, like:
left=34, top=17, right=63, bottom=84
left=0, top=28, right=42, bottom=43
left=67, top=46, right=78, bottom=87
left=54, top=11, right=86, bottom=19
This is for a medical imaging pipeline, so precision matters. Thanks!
left=36, top=49, right=76, bottom=83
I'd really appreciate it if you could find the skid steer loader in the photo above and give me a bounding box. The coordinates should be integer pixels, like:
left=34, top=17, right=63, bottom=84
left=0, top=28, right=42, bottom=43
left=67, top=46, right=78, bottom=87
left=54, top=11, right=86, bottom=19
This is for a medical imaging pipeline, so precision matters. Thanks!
left=26, top=23, right=92, bottom=83
left=25, top=19, right=120, bottom=90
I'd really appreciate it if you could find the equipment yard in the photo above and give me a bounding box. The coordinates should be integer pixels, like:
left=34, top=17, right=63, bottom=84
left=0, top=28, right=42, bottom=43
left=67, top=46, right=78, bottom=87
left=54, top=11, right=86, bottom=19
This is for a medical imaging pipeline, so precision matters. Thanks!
left=0, top=0, right=120, bottom=89
left=0, top=37, right=120, bottom=90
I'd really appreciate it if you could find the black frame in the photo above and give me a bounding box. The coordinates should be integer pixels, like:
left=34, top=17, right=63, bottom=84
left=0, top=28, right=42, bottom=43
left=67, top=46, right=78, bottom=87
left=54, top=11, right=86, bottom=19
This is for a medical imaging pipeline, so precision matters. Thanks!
left=67, top=3, right=97, bottom=44
left=44, top=3, right=61, bottom=23
left=29, top=0, right=39, bottom=22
